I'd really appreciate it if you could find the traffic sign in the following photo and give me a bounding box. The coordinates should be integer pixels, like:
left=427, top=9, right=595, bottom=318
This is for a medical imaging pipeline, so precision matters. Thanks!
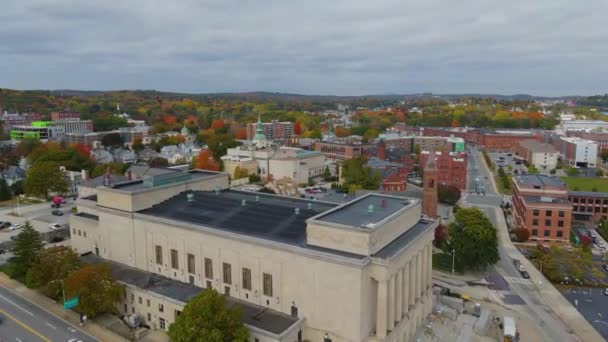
left=63, top=296, right=79, bottom=309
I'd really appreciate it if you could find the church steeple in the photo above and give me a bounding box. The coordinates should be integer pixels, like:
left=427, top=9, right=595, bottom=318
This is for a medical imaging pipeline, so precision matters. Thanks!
left=254, top=114, right=266, bottom=141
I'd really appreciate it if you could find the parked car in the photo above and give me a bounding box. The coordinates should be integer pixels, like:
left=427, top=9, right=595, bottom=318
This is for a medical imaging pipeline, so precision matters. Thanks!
left=602, top=264, right=608, bottom=273
left=9, top=224, right=22, bottom=231
left=50, top=236, right=65, bottom=243
left=507, top=153, right=513, bottom=156
left=49, top=223, right=63, bottom=231
left=604, top=288, right=608, bottom=296
left=51, top=210, right=63, bottom=216
left=10, top=235, right=18, bottom=241
left=51, top=203, right=61, bottom=208
left=0, top=221, right=11, bottom=230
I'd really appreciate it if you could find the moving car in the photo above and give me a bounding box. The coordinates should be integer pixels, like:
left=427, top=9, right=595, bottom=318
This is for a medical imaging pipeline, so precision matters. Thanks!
left=9, top=223, right=22, bottom=231
left=51, top=210, right=63, bottom=216
left=0, top=221, right=11, bottom=229
left=604, top=288, right=608, bottom=296
left=49, top=223, right=63, bottom=230
left=520, top=270, right=530, bottom=279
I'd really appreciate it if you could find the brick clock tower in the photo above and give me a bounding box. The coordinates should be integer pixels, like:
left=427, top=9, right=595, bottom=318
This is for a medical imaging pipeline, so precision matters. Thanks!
left=422, top=153, right=438, bottom=219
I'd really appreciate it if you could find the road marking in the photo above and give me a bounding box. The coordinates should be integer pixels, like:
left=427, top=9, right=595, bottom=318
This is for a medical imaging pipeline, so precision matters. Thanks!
left=0, top=308, right=51, bottom=342
left=45, top=322, right=56, bottom=330
left=0, top=293, right=34, bottom=316
left=504, top=276, right=533, bottom=285
left=16, top=338, right=23, bottom=342
left=0, top=283, right=100, bottom=341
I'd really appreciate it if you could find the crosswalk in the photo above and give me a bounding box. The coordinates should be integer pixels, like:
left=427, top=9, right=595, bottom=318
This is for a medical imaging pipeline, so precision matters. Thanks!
left=504, top=276, right=533, bottom=285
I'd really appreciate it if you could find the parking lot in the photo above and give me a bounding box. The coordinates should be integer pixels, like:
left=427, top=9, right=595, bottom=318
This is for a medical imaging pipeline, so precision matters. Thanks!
left=0, top=200, right=74, bottom=244
left=488, top=152, right=530, bottom=175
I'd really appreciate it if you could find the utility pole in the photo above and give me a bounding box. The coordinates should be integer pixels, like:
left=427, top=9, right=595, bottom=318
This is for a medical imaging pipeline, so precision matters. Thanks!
left=451, top=249, right=456, bottom=275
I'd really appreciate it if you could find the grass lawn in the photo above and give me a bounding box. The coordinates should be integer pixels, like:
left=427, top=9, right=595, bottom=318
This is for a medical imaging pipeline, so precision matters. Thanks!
left=432, top=252, right=463, bottom=274
left=494, top=174, right=513, bottom=195
left=560, top=177, right=608, bottom=192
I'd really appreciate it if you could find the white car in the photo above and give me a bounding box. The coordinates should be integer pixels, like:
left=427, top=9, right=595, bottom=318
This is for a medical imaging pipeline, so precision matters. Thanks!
left=9, top=224, right=22, bottom=231
left=49, top=223, right=63, bottom=230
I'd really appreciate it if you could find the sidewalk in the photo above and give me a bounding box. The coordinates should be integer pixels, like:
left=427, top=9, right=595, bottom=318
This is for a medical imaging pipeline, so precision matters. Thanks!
left=478, top=151, right=604, bottom=342
left=0, top=273, right=128, bottom=342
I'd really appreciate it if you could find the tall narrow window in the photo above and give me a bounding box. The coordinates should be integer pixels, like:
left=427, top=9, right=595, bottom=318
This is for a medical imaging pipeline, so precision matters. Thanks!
left=170, top=249, right=179, bottom=269
left=242, top=268, right=252, bottom=290
left=187, top=253, right=195, bottom=274
left=204, top=258, right=213, bottom=279
left=155, top=246, right=163, bottom=265
left=223, top=263, right=232, bottom=284
left=263, top=273, right=273, bottom=297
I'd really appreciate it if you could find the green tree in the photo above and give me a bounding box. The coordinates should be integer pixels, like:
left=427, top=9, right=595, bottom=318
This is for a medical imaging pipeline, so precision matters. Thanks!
left=233, top=166, right=249, bottom=180
left=101, top=133, right=124, bottom=148
left=0, top=178, right=12, bottom=201
left=168, top=288, right=249, bottom=342
left=15, top=137, right=42, bottom=157
left=448, top=208, right=499, bottom=271
left=23, top=161, right=68, bottom=198
left=64, top=264, right=123, bottom=318
left=12, top=222, right=44, bottom=280
left=10, top=180, right=24, bottom=196
left=26, top=246, right=80, bottom=300
left=341, top=156, right=380, bottom=190
left=322, top=166, right=331, bottom=180
left=437, top=184, right=461, bottom=205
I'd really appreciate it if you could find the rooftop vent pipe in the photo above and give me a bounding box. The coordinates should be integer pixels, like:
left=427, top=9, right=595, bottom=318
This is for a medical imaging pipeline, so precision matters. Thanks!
left=381, top=199, right=387, bottom=208
left=307, top=203, right=312, bottom=210
left=294, top=207, right=300, bottom=215
left=368, top=204, right=375, bottom=213
left=214, top=186, right=220, bottom=195
left=242, top=199, right=247, bottom=206
left=255, top=195, right=260, bottom=202
left=187, top=193, right=194, bottom=202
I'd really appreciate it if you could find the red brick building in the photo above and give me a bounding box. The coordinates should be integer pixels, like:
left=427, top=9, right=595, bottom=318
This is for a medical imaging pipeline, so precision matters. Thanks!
left=511, top=175, right=572, bottom=244
left=381, top=167, right=407, bottom=192
left=419, top=150, right=467, bottom=190
left=51, top=111, right=80, bottom=122
left=568, top=191, right=608, bottom=223
left=313, top=141, right=367, bottom=161
left=478, top=130, right=541, bottom=151
left=0, top=112, right=43, bottom=128
left=246, top=120, right=294, bottom=143
left=422, top=155, right=438, bottom=218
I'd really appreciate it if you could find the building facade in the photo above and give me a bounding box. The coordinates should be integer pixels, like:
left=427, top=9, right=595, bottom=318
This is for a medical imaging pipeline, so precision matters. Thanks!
left=9, top=121, right=65, bottom=141
left=566, top=131, right=608, bottom=152
left=51, top=111, right=80, bottom=121
left=514, top=140, right=559, bottom=170
left=70, top=170, right=436, bottom=342
left=511, top=175, right=572, bottom=244
left=314, top=141, right=367, bottom=161
left=55, top=120, right=94, bottom=134
left=568, top=191, right=608, bottom=223
left=247, top=120, right=294, bottom=143
left=478, top=130, right=541, bottom=151
left=419, top=150, right=467, bottom=191
left=556, top=137, right=598, bottom=168
left=0, top=111, right=43, bottom=129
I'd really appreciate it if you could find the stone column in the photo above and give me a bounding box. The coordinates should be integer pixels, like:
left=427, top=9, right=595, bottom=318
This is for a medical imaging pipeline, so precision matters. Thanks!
left=410, top=258, right=416, bottom=304
left=377, top=278, right=388, bottom=338
left=403, top=262, right=410, bottom=313
left=395, top=268, right=403, bottom=322
left=422, top=246, right=428, bottom=292
left=416, top=252, right=422, bottom=299
left=388, top=275, right=395, bottom=330
left=427, top=244, right=433, bottom=290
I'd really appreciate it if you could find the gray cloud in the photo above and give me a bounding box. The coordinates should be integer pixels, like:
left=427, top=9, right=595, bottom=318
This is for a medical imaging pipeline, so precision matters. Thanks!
left=0, top=0, right=607, bottom=95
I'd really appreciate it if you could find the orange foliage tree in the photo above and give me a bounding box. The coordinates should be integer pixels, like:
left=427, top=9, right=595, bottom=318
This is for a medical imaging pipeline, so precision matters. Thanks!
left=210, top=119, right=225, bottom=131
left=234, top=128, right=248, bottom=140
left=294, top=122, right=303, bottom=135
left=194, top=150, right=220, bottom=171
left=335, top=126, right=351, bottom=137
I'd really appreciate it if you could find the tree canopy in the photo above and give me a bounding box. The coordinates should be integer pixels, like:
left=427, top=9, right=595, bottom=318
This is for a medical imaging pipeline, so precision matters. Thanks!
left=12, top=222, right=44, bottom=280
left=168, top=288, right=249, bottom=342
left=64, top=264, right=123, bottom=318
left=26, top=246, right=80, bottom=300
left=448, top=208, right=499, bottom=271
left=341, top=157, right=380, bottom=191
left=23, top=161, right=68, bottom=198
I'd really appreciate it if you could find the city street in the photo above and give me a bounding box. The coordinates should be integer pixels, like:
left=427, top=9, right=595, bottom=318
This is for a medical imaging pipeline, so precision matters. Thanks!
left=462, top=147, right=581, bottom=341
left=0, top=283, right=97, bottom=341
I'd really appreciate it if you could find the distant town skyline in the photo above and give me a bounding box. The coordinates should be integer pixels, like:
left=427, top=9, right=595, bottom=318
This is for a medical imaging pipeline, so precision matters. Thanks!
left=1, top=1, right=607, bottom=96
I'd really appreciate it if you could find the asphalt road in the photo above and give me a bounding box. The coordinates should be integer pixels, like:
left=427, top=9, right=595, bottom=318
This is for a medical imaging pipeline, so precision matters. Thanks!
left=464, top=147, right=577, bottom=342
left=561, top=286, right=608, bottom=339
left=0, top=283, right=97, bottom=342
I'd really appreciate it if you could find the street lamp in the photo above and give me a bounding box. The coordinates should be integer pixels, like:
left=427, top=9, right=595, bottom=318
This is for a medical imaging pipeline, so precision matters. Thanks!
left=451, top=249, right=456, bottom=275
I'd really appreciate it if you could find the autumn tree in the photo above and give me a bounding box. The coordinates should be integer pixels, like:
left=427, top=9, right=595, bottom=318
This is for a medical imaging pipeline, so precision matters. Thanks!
left=210, top=119, right=225, bottom=131
left=335, top=126, right=350, bottom=137
left=65, top=264, right=123, bottom=318
left=514, top=228, right=530, bottom=242
left=233, top=166, right=249, bottom=179
left=26, top=246, right=80, bottom=300
left=233, top=128, right=248, bottom=140
left=168, top=288, right=249, bottom=342
left=434, top=224, right=448, bottom=249
left=194, top=150, right=220, bottom=171
left=16, top=137, right=42, bottom=157
left=294, top=122, right=303, bottom=135
left=131, top=137, right=144, bottom=152
left=23, top=161, right=68, bottom=198
left=12, top=222, right=44, bottom=280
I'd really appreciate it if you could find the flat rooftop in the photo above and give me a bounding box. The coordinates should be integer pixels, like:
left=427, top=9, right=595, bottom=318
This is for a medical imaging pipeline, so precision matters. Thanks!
left=82, top=255, right=299, bottom=335
left=314, top=194, right=411, bottom=228
left=523, top=195, right=570, bottom=205
left=109, top=170, right=221, bottom=192
left=519, top=140, right=557, bottom=153
left=138, top=190, right=338, bottom=248
left=515, top=174, right=566, bottom=188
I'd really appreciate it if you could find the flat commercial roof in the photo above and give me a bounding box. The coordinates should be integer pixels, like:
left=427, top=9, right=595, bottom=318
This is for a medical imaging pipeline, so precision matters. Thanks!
left=523, top=195, right=570, bottom=205
left=314, top=194, right=412, bottom=228
left=519, top=140, right=557, bottom=153
left=373, top=219, right=435, bottom=259
left=515, top=174, right=566, bottom=188
left=82, top=255, right=299, bottom=335
left=569, top=191, right=608, bottom=198
left=109, top=170, right=221, bottom=192
left=138, top=190, right=338, bottom=249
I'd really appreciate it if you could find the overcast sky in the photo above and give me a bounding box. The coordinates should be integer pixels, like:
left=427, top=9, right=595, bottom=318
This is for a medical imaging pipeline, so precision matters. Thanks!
left=1, top=0, right=607, bottom=96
